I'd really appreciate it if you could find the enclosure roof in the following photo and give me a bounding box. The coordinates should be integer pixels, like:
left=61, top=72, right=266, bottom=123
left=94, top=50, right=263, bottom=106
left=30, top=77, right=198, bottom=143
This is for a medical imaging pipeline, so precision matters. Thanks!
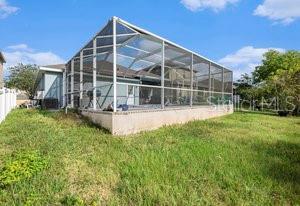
left=114, top=17, right=231, bottom=71
left=0, top=52, right=6, bottom=63
left=68, top=16, right=232, bottom=72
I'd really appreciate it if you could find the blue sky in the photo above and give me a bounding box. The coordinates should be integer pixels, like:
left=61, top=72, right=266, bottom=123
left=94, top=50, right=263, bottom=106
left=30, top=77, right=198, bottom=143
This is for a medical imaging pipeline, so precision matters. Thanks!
left=1, top=0, right=299, bottom=79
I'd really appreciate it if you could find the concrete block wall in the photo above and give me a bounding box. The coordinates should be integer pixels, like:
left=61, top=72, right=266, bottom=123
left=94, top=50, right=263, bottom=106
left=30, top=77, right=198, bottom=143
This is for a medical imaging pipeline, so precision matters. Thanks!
left=81, top=105, right=233, bottom=135
left=81, top=110, right=113, bottom=131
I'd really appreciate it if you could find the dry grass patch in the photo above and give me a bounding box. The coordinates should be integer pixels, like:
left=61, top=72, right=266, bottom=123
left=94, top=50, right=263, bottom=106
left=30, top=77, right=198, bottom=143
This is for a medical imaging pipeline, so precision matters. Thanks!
left=64, top=157, right=118, bottom=203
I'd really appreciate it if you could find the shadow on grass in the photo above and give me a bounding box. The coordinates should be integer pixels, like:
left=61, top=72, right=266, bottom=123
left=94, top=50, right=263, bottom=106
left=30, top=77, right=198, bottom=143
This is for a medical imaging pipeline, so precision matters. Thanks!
left=252, top=140, right=300, bottom=193
left=80, top=115, right=111, bottom=134
left=35, top=109, right=111, bottom=134
left=235, top=110, right=278, bottom=117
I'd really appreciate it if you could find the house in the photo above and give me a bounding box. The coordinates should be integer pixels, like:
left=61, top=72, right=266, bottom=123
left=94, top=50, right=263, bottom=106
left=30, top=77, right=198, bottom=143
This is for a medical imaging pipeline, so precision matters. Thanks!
left=0, top=52, right=6, bottom=88
left=36, top=16, right=233, bottom=135
left=34, top=64, right=65, bottom=109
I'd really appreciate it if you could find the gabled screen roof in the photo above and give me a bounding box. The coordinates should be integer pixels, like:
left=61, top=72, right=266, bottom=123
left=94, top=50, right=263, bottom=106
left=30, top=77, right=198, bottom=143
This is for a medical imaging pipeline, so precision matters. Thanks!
left=68, top=16, right=232, bottom=73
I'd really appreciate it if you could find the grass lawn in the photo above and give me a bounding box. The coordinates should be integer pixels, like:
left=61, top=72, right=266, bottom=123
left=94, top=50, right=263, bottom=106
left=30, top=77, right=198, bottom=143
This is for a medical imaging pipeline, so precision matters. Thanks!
left=0, top=109, right=299, bottom=205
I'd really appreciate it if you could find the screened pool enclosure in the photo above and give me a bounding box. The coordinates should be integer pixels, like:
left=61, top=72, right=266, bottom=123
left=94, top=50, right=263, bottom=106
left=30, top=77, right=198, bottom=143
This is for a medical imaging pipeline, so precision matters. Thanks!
left=66, top=17, right=233, bottom=112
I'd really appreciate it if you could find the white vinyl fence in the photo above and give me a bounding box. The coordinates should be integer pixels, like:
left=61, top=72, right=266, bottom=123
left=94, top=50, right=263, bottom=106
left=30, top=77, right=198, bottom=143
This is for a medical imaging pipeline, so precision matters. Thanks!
left=0, top=88, right=17, bottom=123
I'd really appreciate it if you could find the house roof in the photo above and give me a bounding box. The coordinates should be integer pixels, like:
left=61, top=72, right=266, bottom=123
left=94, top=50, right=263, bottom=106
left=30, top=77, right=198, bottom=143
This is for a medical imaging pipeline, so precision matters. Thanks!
left=0, top=52, right=6, bottom=63
left=42, top=64, right=66, bottom=70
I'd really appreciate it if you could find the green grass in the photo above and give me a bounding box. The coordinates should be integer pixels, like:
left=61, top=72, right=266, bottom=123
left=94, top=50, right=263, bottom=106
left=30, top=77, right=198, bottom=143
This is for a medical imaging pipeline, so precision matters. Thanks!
left=0, top=109, right=299, bottom=205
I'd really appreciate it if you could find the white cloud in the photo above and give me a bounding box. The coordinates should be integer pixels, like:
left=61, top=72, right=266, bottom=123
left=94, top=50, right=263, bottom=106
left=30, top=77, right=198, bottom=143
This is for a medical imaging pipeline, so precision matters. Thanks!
left=254, top=0, right=300, bottom=25
left=219, top=46, right=285, bottom=79
left=0, top=0, right=19, bottom=19
left=6, top=44, right=34, bottom=52
left=181, top=0, right=239, bottom=12
left=3, top=44, right=65, bottom=76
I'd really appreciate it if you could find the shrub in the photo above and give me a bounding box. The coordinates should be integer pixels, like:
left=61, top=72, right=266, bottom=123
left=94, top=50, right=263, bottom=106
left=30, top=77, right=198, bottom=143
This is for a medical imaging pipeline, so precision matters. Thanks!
left=0, top=151, right=48, bottom=187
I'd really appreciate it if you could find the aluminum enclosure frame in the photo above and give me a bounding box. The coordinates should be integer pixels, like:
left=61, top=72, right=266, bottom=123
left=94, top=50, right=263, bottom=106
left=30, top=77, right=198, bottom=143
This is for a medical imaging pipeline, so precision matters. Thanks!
left=66, top=16, right=233, bottom=112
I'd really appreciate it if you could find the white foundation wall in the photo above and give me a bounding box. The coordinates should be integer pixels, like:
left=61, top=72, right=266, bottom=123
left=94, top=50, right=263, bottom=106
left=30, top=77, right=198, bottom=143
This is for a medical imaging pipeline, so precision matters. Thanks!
left=81, top=105, right=233, bottom=135
left=81, top=110, right=113, bottom=131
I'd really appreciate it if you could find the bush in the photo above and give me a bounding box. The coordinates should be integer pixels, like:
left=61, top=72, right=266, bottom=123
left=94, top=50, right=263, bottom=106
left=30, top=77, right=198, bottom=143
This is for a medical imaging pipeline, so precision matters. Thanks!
left=0, top=151, right=48, bottom=187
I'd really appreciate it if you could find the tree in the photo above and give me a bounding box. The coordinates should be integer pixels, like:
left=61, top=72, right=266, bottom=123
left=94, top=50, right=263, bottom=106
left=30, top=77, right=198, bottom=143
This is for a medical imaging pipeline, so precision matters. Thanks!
left=237, top=73, right=253, bottom=86
left=234, top=73, right=266, bottom=110
left=5, top=64, right=38, bottom=99
left=253, top=50, right=300, bottom=114
left=253, top=50, right=283, bottom=84
left=234, top=73, right=254, bottom=99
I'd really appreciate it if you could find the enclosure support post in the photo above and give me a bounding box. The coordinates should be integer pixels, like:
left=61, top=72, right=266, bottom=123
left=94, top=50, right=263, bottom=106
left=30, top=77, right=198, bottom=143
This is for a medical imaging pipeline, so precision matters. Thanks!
left=71, top=59, right=74, bottom=108
left=161, top=41, right=165, bottom=109
left=80, top=51, right=83, bottom=106
left=222, top=68, right=225, bottom=104
left=190, top=54, right=193, bottom=107
left=62, top=70, right=66, bottom=107
left=113, top=17, right=117, bottom=112
left=92, top=38, right=97, bottom=110
left=222, top=68, right=224, bottom=105
left=231, top=71, right=234, bottom=105
left=208, top=62, right=211, bottom=105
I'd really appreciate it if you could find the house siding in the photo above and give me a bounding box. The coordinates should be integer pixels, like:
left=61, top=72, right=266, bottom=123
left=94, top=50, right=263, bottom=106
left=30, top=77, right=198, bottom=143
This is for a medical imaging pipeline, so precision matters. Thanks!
left=44, top=72, right=63, bottom=107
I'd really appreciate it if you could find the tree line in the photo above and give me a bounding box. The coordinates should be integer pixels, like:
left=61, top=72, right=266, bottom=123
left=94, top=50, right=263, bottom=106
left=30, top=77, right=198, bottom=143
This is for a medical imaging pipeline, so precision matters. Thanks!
left=235, top=50, right=300, bottom=115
